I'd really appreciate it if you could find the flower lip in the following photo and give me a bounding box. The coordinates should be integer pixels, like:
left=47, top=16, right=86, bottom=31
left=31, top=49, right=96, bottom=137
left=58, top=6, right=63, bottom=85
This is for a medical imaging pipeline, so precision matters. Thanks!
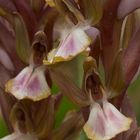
left=5, top=65, right=51, bottom=101
left=43, top=26, right=94, bottom=65
left=83, top=97, right=132, bottom=140
left=0, top=132, right=38, bottom=140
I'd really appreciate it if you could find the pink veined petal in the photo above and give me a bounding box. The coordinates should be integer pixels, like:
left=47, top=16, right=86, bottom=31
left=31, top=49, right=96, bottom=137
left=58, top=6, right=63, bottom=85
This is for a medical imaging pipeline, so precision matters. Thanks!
left=103, top=101, right=132, bottom=139
left=44, top=28, right=91, bottom=64
left=84, top=101, right=132, bottom=140
left=5, top=65, right=51, bottom=101
left=55, top=28, right=91, bottom=58
left=83, top=103, right=107, bottom=140
left=0, top=132, right=38, bottom=140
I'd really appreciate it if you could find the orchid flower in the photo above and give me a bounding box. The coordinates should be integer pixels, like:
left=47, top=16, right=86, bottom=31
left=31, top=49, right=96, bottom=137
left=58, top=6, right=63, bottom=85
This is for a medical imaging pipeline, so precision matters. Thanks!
left=0, top=0, right=140, bottom=140
left=81, top=56, right=132, bottom=140
left=84, top=90, right=132, bottom=140
left=5, top=65, right=51, bottom=101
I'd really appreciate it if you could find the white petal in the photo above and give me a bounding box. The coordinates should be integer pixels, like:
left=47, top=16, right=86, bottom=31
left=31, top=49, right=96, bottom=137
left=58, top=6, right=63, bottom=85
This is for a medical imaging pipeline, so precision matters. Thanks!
left=44, top=28, right=91, bottom=64
left=103, top=101, right=132, bottom=139
left=83, top=103, right=106, bottom=140
left=55, top=28, right=90, bottom=58
left=0, top=132, right=37, bottom=140
left=5, top=65, right=51, bottom=101
left=84, top=101, right=132, bottom=140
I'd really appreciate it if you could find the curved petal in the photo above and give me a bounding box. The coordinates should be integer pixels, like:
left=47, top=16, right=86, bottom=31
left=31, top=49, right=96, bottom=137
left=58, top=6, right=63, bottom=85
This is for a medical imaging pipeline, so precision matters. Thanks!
left=44, top=27, right=91, bottom=64
left=0, top=132, right=38, bottom=140
left=103, top=101, right=132, bottom=139
left=84, top=101, right=132, bottom=140
left=5, top=66, right=51, bottom=101
left=84, top=103, right=106, bottom=140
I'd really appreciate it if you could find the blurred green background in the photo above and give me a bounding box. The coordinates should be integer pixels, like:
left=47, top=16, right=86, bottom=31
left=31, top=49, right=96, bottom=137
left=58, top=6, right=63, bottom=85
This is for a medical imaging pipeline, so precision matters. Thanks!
left=0, top=75, right=140, bottom=138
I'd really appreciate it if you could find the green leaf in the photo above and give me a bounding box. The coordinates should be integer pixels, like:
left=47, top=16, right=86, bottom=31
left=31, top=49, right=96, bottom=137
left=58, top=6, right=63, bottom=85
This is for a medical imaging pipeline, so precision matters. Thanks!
left=78, top=131, right=88, bottom=140
left=55, top=96, right=77, bottom=128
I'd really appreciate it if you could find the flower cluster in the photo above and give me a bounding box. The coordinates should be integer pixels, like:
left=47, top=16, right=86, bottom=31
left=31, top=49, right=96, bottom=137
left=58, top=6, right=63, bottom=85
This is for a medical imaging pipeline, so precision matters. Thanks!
left=0, top=0, right=140, bottom=140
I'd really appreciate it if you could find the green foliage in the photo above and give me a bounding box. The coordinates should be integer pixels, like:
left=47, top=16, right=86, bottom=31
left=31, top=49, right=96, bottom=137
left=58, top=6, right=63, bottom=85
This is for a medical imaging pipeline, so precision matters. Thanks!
left=55, top=96, right=77, bottom=128
left=51, top=84, right=78, bottom=128
left=0, top=118, right=8, bottom=138
left=128, top=75, right=140, bottom=125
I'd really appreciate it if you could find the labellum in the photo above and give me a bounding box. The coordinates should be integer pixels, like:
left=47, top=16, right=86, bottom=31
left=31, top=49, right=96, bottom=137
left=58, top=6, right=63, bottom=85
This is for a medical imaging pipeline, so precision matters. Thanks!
left=0, top=132, right=38, bottom=140
left=5, top=65, right=51, bottom=101
left=44, top=26, right=92, bottom=64
left=84, top=97, right=132, bottom=140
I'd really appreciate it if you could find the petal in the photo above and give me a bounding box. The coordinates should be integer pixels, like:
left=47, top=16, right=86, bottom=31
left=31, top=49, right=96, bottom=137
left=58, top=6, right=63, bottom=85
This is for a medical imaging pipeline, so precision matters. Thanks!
left=5, top=66, right=51, bottom=101
left=0, top=132, right=38, bottom=140
left=83, top=103, right=106, bottom=140
left=84, top=101, right=132, bottom=140
left=43, top=27, right=91, bottom=64
left=103, top=101, right=132, bottom=139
